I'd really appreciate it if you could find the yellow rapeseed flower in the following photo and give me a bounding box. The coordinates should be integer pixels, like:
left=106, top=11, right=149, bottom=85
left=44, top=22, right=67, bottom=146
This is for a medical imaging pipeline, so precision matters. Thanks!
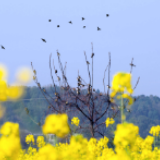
left=71, top=117, right=80, bottom=126
left=25, top=134, right=35, bottom=145
left=6, top=83, right=24, bottom=100
left=0, top=134, right=21, bottom=160
left=0, top=64, right=8, bottom=80
left=42, top=113, right=70, bottom=138
left=105, top=117, right=115, bottom=127
left=0, top=80, right=8, bottom=101
left=114, top=122, right=139, bottom=149
left=110, top=72, right=134, bottom=105
left=149, top=125, right=160, bottom=136
left=16, top=67, right=32, bottom=84
left=36, top=136, right=46, bottom=148
left=0, top=122, right=20, bottom=137
left=0, top=122, right=21, bottom=160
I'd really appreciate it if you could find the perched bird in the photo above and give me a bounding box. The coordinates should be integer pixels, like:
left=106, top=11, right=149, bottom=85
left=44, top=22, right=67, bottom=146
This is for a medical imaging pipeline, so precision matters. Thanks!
left=106, top=14, right=109, bottom=17
left=1, top=45, right=5, bottom=49
left=86, top=61, right=90, bottom=64
left=49, top=19, right=51, bottom=22
left=83, top=26, right=86, bottom=28
left=41, top=38, right=46, bottom=43
left=55, top=69, right=58, bottom=73
left=57, top=52, right=60, bottom=56
left=97, top=27, right=101, bottom=31
left=82, top=17, right=85, bottom=21
left=91, top=53, right=94, bottom=58
left=57, top=25, right=60, bottom=28
left=69, top=21, right=72, bottom=24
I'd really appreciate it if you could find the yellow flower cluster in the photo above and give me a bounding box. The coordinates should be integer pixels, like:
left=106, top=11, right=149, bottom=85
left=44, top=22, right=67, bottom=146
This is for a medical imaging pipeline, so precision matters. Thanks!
left=0, top=65, right=32, bottom=102
left=71, top=117, right=80, bottom=126
left=36, top=136, right=46, bottom=148
left=42, top=113, right=70, bottom=138
left=1, top=118, right=160, bottom=160
left=105, top=117, right=115, bottom=127
left=25, top=134, right=35, bottom=145
left=0, top=122, right=21, bottom=160
left=114, top=122, right=139, bottom=150
left=110, top=72, right=134, bottom=105
left=149, top=125, right=160, bottom=136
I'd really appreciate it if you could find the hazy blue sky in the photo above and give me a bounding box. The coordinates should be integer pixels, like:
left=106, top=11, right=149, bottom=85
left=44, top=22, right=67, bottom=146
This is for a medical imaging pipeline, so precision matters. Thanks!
left=0, top=0, right=160, bottom=97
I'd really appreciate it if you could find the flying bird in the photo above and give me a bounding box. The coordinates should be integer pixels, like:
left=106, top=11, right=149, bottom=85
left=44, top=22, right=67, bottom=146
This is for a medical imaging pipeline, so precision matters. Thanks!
left=82, top=17, right=85, bottom=21
left=41, top=38, right=46, bottom=43
left=106, top=14, right=109, bottom=17
left=130, top=63, right=136, bottom=67
left=49, top=19, right=51, bottom=22
left=69, top=21, right=72, bottom=24
left=91, top=53, right=94, bottom=58
left=57, top=25, right=60, bottom=28
left=83, top=26, right=86, bottom=28
left=97, top=27, right=101, bottom=31
left=130, top=58, right=136, bottom=67
left=1, top=45, right=5, bottom=49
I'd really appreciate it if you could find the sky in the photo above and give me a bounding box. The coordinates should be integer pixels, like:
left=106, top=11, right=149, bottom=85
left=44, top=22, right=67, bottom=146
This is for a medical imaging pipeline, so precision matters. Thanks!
left=0, top=0, right=160, bottom=97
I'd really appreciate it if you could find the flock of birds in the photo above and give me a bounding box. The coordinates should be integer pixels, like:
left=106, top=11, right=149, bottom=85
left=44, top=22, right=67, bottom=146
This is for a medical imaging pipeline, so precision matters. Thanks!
left=1, top=14, right=110, bottom=48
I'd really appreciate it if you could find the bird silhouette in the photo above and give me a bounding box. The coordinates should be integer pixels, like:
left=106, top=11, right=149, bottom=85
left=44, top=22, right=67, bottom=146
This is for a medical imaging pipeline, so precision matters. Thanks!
left=91, top=53, right=94, bottom=58
left=97, top=27, right=101, bottom=31
left=82, top=17, right=85, bottom=21
left=49, top=19, right=51, bottom=22
left=106, top=14, right=109, bottom=17
left=130, top=63, right=136, bottom=67
left=69, top=21, right=72, bottom=24
left=57, top=25, right=60, bottom=28
left=83, top=26, right=86, bottom=28
left=86, top=61, right=90, bottom=64
left=57, top=52, right=60, bottom=56
left=55, top=70, right=58, bottom=73
left=1, top=45, right=5, bottom=49
left=41, top=38, right=46, bottom=43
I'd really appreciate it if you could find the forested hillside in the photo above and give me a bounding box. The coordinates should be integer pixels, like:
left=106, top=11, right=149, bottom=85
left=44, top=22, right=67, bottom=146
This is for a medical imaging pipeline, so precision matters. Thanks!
left=1, top=85, right=160, bottom=141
